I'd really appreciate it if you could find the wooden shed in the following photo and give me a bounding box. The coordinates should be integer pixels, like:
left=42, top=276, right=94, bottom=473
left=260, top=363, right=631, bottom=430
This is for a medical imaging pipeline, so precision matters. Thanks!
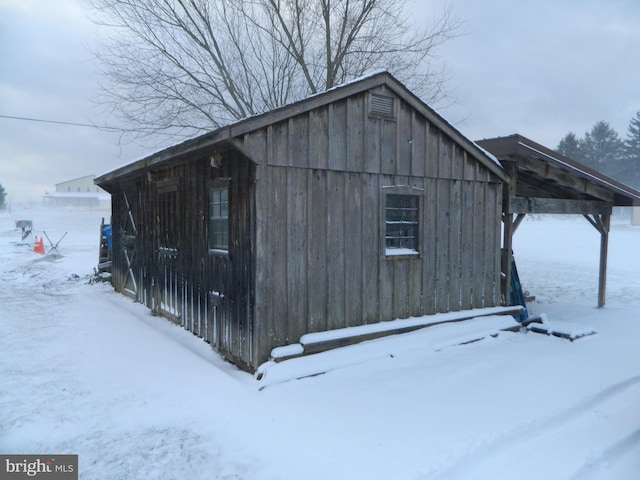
left=95, top=71, right=508, bottom=372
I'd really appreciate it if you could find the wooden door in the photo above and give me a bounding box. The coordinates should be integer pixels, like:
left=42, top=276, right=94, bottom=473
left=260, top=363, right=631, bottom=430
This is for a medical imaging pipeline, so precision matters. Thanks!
left=120, top=191, right=139, bottom=299
left=154, top=182, right=181, bottom=322
left=207, top=180, right=233, bottom=353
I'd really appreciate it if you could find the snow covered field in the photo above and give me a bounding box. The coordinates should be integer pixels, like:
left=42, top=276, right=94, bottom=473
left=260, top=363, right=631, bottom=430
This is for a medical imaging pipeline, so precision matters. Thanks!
left=1, top=207, right=639, bottom=480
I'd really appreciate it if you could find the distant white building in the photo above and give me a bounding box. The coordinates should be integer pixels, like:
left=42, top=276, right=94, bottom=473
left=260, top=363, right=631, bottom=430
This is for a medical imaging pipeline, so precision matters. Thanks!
left=43, top=174, right=110, bottom=209
left=633, top=206, right=640, bottom=226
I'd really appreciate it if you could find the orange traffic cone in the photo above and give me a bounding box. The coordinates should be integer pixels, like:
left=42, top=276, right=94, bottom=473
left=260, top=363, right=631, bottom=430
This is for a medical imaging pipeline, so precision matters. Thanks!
left=34, top=236, right=45, bottom=255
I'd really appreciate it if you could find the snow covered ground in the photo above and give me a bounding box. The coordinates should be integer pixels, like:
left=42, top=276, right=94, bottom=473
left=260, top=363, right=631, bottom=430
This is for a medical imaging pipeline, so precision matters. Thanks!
left=1, top=207, right=639, bottom=480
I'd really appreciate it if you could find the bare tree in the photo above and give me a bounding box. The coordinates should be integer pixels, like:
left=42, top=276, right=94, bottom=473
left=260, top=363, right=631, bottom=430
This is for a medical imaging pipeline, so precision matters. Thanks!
left=89, top=0, right=460, bottom=139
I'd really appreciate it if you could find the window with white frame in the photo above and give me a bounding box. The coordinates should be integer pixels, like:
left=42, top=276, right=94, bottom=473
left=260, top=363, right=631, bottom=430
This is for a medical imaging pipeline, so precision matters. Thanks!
left=385, top=193, right=419, bottom=256
left=208, top=186, right=229, bottom=252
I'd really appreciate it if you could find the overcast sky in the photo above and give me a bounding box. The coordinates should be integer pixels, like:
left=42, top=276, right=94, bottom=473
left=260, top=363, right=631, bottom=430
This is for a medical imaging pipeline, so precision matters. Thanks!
left=1, top=0, right=639, bottom=204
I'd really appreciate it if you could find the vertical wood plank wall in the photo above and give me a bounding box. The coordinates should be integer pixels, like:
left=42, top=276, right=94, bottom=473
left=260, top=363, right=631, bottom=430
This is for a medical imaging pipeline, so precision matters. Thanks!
left=109, top=154, right=256, bottom=371
left=248, top=86, right=503, bottom=367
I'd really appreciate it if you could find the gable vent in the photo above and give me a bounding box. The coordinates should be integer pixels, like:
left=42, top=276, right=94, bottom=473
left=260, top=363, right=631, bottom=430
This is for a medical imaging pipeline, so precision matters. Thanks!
left=369, top=93, right=396, bottom=119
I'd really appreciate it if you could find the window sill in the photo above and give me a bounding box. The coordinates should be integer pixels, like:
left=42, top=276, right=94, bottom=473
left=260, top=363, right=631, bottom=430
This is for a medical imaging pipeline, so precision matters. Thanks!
left=208, top=248, right=229, bottom=256
left=385, top=248, right=420, bottom=259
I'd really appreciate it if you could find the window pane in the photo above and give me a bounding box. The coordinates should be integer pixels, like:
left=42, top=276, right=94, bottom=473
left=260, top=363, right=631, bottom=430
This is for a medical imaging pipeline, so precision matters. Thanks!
left=209, top=186, right=229, bottom=250
left=402, top=207, right=418, bottom=223
left=386, top=208, right=403, bottom=222
left=385, top=194, right=419, bottom=253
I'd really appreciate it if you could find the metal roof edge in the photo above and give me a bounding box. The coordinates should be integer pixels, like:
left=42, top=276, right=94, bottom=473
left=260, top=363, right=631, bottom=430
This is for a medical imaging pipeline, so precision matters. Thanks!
left=515, top=135, right=640, bottom=204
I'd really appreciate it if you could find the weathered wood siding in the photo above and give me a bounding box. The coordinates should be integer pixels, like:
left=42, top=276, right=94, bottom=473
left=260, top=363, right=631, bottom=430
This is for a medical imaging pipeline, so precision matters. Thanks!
left=244, top=86, right=503, bottom=367
left=109, top=152, right=256, bottom=371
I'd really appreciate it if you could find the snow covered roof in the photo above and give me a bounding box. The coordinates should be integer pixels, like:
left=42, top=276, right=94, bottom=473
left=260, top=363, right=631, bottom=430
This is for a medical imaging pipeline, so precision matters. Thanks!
left=43, top=191, right=110, bottom=200
left=95, top=71, right=507, bottom=186
left=55, top=174, right=97, bottom=187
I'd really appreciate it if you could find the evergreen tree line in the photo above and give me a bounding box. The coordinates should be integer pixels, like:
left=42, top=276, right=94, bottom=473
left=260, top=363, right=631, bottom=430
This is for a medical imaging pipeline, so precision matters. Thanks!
left=556, top=112, right=640, bottom=189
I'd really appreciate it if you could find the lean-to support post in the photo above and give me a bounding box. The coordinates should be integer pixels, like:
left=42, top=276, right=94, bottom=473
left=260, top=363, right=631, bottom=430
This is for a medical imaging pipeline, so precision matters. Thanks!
left=512, top=213, right=527, bottom=234
left=502, top=213, right=513, bottom=306
left=501, top=213, right=526, bottom=306
left=583, top=209, right=612, bottom=308
left=501, top=162, right=518, bottom=306
left=597, top=212, right=611, bottom=308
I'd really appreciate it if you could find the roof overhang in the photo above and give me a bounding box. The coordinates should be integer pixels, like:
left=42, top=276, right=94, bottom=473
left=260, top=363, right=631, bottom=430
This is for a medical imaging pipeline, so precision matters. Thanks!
left=477, top=134, right=640, bottom=212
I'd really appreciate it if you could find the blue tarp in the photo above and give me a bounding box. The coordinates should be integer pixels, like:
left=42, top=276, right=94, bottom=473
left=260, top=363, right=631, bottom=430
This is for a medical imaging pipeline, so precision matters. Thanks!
left=102, top=225, right=112, bottom=252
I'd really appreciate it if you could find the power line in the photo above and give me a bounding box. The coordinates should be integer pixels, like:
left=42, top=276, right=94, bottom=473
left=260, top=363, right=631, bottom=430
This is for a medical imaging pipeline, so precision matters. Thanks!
left=0, top=113, right=123, bottom=131
left=0, top=113, right=188, bottom=137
